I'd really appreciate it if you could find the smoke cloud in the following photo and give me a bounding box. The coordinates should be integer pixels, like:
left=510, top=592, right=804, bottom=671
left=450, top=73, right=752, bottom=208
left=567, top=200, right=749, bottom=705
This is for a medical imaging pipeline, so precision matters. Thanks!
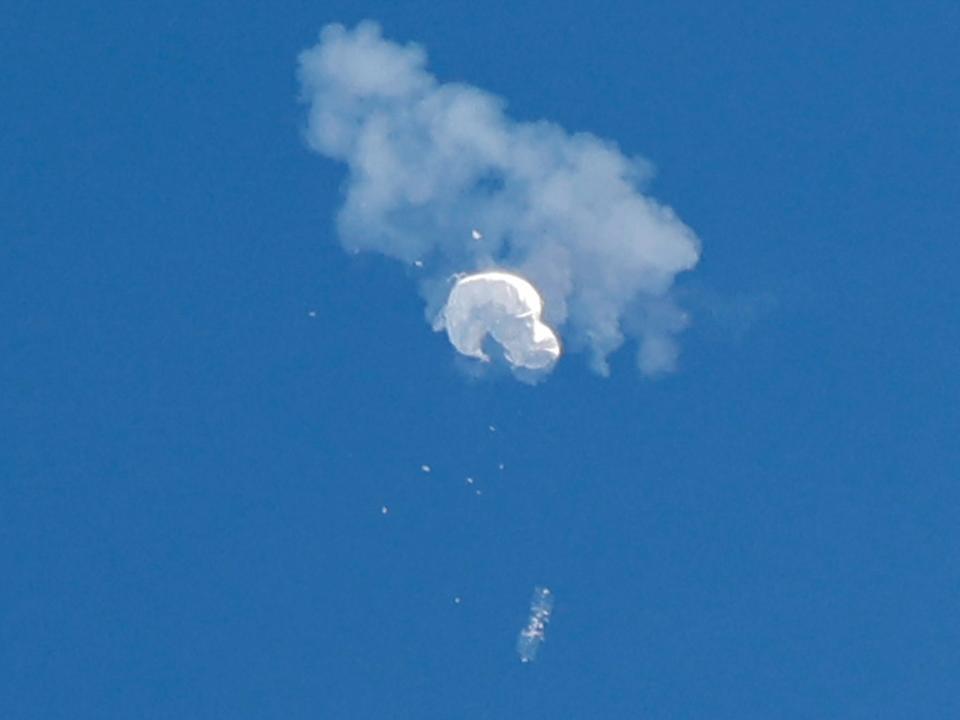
left=298, top=21, right=701, bottom=375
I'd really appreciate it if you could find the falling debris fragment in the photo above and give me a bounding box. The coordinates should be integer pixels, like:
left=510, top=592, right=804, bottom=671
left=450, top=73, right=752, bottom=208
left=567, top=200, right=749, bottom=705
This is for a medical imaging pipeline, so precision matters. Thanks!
left=421, top=464, right=432, bottom=473
left=436, top=271, right=561, bottom=370
left=465, top=477, right=474, bottom=485
left=498, top=463, right=505, bottom=471
left=471, top=229, right=483, bottom=241
left=413, top=259, right=424, bottom=268
left=488, top=425, right=496, bottom=432
left=381, top=506, right=389, bottom=515
left=517, top=586, right=553, bottom=663
left=308, top=310, right=317, bottom=317
left=453, top=596, right=462, bottom=605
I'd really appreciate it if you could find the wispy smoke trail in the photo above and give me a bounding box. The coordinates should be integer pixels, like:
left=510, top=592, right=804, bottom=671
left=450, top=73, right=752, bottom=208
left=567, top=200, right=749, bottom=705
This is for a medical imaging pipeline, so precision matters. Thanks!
left=298, top=21, right=700, bottom=375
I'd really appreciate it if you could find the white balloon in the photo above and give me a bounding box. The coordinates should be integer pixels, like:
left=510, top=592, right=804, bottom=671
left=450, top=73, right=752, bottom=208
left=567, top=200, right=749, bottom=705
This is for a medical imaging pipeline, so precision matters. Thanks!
left=436, top=271, right=561, bottom=370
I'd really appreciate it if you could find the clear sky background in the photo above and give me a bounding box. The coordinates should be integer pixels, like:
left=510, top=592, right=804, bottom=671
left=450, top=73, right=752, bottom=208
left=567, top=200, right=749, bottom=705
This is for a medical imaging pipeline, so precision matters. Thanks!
left=3, top=2, right=958, bottom=718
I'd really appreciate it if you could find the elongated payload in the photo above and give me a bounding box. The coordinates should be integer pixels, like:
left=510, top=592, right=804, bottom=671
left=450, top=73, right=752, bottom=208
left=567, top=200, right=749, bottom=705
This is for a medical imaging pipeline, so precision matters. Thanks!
left=516, top=586, right=553, bottom=663
left=435, top=271, right=561, bottom=371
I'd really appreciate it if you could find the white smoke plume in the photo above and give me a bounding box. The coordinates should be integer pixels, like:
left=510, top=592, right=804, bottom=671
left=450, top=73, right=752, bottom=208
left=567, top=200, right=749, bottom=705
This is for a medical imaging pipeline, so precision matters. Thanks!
left=298, top=21, right=701, bottom=375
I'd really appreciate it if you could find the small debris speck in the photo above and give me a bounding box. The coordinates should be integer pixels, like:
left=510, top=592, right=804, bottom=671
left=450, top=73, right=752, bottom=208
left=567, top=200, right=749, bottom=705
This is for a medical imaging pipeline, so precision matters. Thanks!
left=381, top=506, right=389, bottom=515
left=421, top=464, right=432, bottom=473
left=453, top=596, right=462, bottom=604
left=308, top=310, right=317, bottom=317
left=465, top=477, right=474, bottom=485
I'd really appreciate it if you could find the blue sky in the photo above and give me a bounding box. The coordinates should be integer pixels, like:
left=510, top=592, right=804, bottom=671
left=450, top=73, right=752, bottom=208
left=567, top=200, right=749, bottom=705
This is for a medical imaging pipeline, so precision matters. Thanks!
left=2, top=1, right=958, bottom=718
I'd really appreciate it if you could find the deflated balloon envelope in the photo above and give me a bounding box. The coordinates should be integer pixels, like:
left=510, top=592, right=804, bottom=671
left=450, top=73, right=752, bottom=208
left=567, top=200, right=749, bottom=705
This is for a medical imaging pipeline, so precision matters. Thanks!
left=437, top=271, right=561, bottom=370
